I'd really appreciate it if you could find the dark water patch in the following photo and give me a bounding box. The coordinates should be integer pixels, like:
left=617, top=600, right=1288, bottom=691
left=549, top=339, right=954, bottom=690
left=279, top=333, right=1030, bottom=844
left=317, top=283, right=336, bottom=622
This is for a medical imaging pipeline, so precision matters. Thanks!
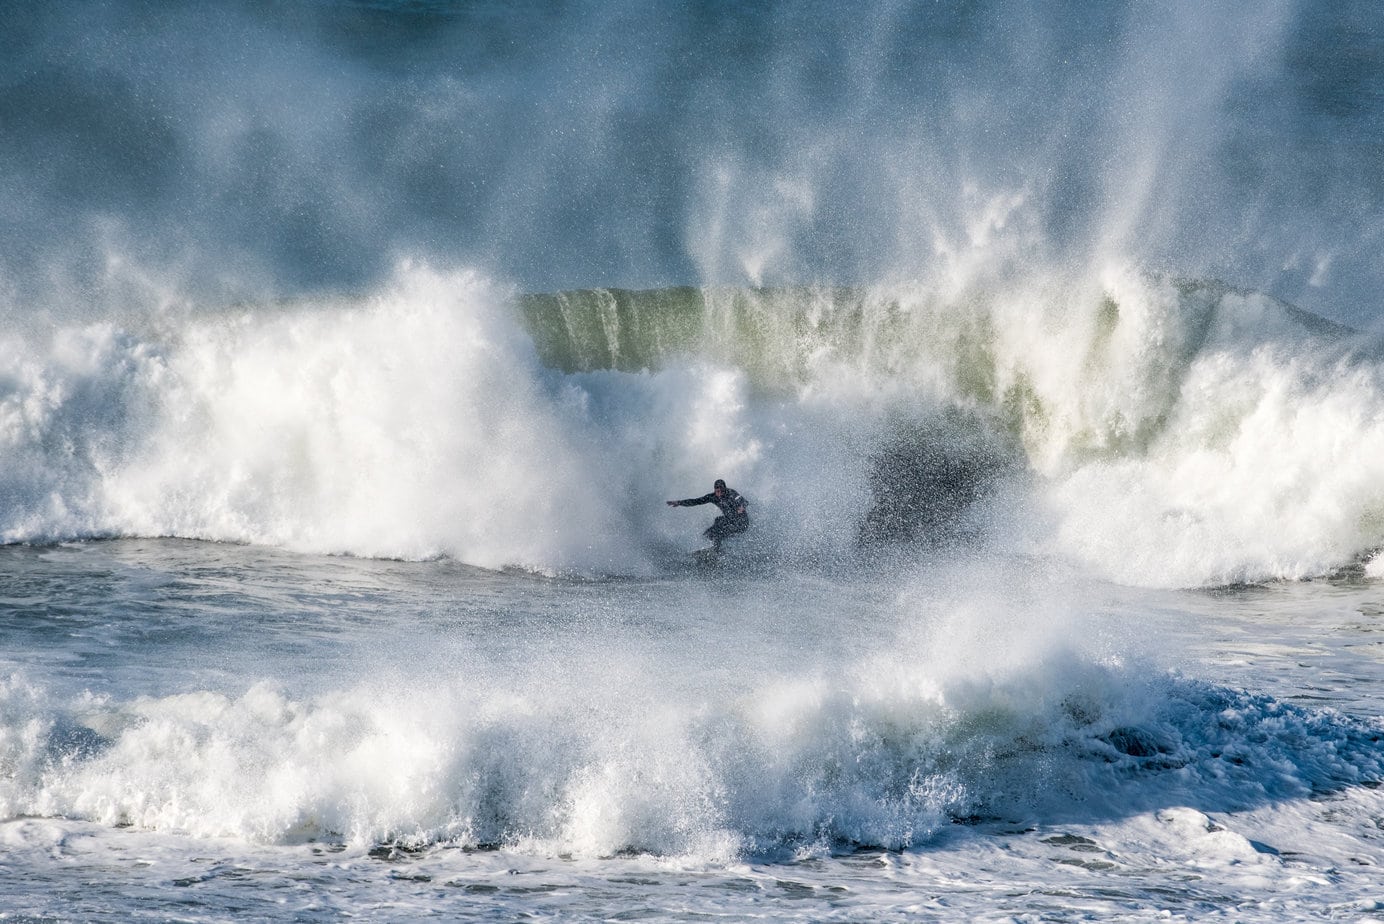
left=44, top=719, right=111, bottom=764
left=858, top=409, right=1018, bottom=548
left=452, top=882, right=500, bottom=893
left=1101, top=726, right=1174, bottom=759
left=1056, top=857, right=1119, bottom=871
left=773, top=878, right=816, bottom=897
left=606, top=908, right=663, bottom=921
left=389, top=871, right=433, bottom=882
left=1041, top=834, right=1102, bottom=851
left=368, top=842, right=431, bottom=861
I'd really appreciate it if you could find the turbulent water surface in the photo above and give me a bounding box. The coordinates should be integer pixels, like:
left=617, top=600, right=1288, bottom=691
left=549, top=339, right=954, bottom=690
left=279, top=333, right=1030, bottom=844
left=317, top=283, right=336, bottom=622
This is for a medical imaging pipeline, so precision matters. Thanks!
left=3, top=1, right=1384, bottom=922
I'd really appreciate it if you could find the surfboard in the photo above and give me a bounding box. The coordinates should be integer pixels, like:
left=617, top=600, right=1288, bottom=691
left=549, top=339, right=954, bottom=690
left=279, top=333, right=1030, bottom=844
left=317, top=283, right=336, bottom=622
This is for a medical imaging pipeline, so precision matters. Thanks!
left=692, top=547, right=721, bottom=567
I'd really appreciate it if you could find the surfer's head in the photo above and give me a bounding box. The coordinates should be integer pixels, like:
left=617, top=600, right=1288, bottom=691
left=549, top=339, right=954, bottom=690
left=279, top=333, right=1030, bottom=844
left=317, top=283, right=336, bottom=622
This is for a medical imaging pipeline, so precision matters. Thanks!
left=713, top=479, right=726, bottom=495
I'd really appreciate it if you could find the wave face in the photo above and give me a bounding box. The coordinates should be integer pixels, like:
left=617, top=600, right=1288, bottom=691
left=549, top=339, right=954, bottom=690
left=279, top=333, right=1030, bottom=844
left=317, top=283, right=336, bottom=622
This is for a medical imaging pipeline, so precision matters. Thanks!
left=4, top=264, right=1384, bottom=585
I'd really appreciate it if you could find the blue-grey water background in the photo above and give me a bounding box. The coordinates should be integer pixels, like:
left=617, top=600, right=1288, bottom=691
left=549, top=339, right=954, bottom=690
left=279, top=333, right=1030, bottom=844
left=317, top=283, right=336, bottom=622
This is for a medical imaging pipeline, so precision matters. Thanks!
left=2, top=2, right=1384, bottom=921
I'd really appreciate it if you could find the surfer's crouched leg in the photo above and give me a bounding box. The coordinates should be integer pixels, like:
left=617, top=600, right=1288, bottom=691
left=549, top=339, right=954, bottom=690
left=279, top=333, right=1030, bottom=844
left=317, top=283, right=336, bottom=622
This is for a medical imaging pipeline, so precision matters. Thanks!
left=704, top=517, right=748, bottom=549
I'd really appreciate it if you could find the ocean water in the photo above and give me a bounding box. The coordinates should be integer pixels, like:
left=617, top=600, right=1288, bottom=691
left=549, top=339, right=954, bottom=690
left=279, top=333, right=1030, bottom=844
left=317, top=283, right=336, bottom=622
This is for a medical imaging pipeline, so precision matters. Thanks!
left=4, top=2, right=1384, bottom=922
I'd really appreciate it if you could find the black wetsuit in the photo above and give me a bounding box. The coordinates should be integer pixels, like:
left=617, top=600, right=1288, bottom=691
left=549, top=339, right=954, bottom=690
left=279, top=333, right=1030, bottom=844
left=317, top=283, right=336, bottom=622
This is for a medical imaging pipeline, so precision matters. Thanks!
left=672, top=489, right=749, bottom=546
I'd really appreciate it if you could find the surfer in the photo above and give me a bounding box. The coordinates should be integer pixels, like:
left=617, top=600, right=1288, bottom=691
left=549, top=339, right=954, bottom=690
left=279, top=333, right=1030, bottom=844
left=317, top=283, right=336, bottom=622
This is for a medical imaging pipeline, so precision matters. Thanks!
left=667, top=479, right=749, bottom=552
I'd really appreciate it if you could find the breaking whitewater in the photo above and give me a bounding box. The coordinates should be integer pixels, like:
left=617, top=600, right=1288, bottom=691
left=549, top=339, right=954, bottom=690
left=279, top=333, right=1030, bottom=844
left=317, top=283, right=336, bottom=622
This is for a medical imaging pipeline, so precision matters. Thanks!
left=5, top=265, right=1384, bottom=583
left=1, top=265, right=1383, bottom=921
